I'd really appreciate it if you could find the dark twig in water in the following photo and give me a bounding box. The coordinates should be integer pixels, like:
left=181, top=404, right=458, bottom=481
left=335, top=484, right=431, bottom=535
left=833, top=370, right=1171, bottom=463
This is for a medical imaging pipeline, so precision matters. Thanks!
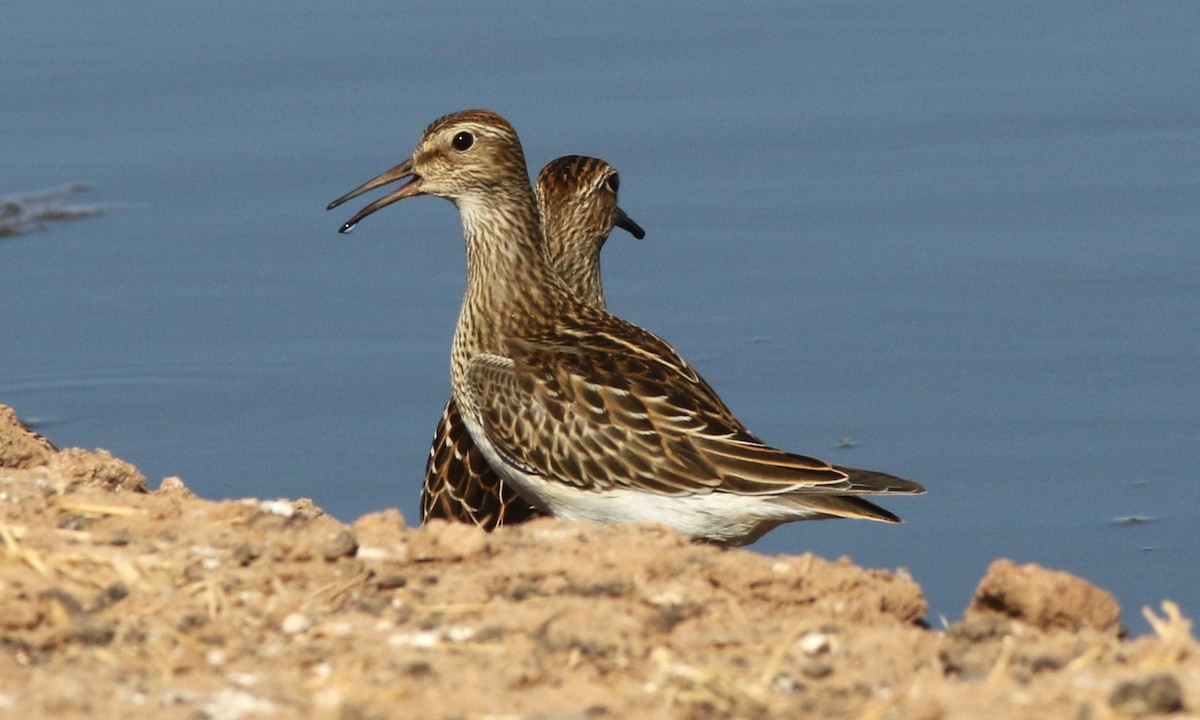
left=0, top=184, right=106, bottom=238
left=1110, top=515, right=1155, bottom=526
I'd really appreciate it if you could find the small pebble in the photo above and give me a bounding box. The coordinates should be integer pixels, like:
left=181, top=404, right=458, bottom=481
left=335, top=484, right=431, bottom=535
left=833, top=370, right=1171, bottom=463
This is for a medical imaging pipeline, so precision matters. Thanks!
left=281, top=612, right=312, bottom=635
left=1108, top=673, right=1183, bottom=716
left=158, top=476, right=191, bottom=494
left=225, top=672, right=260, bottom=688
left=389, top=631, right=439, bottom=648
left=321, top=530, right=358, bottom=561
left=445, top=626, right=476, bottom=643
left=260, top=499, right=295, bottom=518
left=799, top=632, right=832, bottom=655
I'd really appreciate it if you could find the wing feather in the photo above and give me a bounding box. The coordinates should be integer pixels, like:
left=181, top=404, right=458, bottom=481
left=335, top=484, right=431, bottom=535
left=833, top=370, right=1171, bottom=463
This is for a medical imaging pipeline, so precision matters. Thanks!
left=421, top=397, right=541, bottom=529
left=463, top=322, right=924, bottom=500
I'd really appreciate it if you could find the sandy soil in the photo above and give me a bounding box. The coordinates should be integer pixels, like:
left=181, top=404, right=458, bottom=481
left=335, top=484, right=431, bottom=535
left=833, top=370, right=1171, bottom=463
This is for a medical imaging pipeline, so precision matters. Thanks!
left=1, top=402, right=1196, bottom=719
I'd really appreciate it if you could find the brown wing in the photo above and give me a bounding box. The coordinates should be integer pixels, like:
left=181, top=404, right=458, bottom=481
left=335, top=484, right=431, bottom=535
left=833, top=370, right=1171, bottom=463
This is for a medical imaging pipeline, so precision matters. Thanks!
left=464, top=323, right=924, bottom=498
left=420, top=397, right=543, bottom=531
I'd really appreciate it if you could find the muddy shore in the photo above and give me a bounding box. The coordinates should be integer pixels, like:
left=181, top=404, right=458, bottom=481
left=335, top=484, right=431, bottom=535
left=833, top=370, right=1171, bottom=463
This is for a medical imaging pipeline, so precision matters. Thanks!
left=1, top=403, right=1194, bottom=718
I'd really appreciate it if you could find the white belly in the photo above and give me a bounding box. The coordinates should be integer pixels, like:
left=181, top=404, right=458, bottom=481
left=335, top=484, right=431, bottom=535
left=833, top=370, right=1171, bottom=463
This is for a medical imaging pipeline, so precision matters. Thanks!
left=453, top=397, right=820, bottom=546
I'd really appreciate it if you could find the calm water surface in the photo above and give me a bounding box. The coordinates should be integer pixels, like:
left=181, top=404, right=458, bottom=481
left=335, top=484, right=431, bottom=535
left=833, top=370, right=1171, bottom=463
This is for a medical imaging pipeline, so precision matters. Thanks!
left=3, top=2, right=1198, bottom=631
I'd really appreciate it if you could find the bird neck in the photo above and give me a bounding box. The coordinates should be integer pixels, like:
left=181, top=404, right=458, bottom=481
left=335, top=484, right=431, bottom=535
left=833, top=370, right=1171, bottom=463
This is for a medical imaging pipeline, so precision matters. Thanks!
left=452, top=183, right=564, bottom=371
left=546, top=234, right=606, bottom=310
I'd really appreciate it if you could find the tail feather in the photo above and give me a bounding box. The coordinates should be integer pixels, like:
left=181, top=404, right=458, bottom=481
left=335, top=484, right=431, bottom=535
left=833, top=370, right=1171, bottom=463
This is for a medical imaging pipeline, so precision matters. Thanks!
left=769, top=493, right=904, bottom=523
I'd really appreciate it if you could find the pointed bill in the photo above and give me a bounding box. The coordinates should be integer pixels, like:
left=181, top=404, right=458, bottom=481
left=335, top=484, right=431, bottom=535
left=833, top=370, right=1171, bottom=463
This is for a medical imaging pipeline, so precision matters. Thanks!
left=614, top=207, right=646, bottom=239
left=327, top=157, right=420, bottom=233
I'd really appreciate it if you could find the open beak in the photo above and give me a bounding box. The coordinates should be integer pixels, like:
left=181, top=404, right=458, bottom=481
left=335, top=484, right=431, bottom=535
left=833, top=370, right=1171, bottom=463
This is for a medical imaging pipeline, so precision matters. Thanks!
left=614, top=207, right=646, bottom=240
left=326, top=157, right=420, bottom=234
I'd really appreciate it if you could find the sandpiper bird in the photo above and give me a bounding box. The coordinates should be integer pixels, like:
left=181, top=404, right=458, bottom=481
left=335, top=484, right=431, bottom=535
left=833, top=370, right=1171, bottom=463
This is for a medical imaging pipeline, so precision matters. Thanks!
left=328, top=109, right=924, bottom=546
left=421, top=155, right=646, bottom=530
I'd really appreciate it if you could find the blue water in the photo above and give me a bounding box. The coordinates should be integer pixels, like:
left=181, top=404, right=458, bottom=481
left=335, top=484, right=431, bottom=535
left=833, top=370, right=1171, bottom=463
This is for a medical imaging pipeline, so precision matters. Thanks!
left=3, top=2, right=1198, bottom=632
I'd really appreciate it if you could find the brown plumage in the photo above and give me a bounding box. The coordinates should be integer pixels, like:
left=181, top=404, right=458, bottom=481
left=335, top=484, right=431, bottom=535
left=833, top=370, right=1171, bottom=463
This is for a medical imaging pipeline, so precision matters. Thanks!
left=329, top=109, right=924, bottom=546
left=420, top=155, right=645, bottom=530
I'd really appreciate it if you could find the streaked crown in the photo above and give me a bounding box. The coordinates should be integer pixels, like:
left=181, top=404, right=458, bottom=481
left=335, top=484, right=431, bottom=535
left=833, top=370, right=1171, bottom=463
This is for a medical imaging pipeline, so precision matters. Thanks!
left=411, top=109, right=532, bottom=197
left=537, top=156, right=623, bottom=253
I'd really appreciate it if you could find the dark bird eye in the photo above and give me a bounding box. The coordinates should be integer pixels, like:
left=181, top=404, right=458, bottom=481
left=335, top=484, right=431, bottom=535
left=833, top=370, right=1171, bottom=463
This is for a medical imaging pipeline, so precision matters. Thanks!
left=605, top=173, right=620, bottom=193
left=452, top=131, right=474, bottom=151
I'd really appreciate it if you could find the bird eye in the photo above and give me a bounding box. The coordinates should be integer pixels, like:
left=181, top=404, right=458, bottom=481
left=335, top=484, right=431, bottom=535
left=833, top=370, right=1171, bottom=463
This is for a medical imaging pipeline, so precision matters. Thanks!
left=452, top=131, right=474, bottom=151
left=605, top=173, right=620, bottom=193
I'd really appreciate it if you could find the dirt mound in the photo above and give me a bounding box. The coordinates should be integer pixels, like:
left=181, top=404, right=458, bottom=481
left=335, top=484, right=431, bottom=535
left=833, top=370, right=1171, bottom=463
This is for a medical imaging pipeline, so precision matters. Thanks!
left=1, top=403, right=1196, bottom=718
